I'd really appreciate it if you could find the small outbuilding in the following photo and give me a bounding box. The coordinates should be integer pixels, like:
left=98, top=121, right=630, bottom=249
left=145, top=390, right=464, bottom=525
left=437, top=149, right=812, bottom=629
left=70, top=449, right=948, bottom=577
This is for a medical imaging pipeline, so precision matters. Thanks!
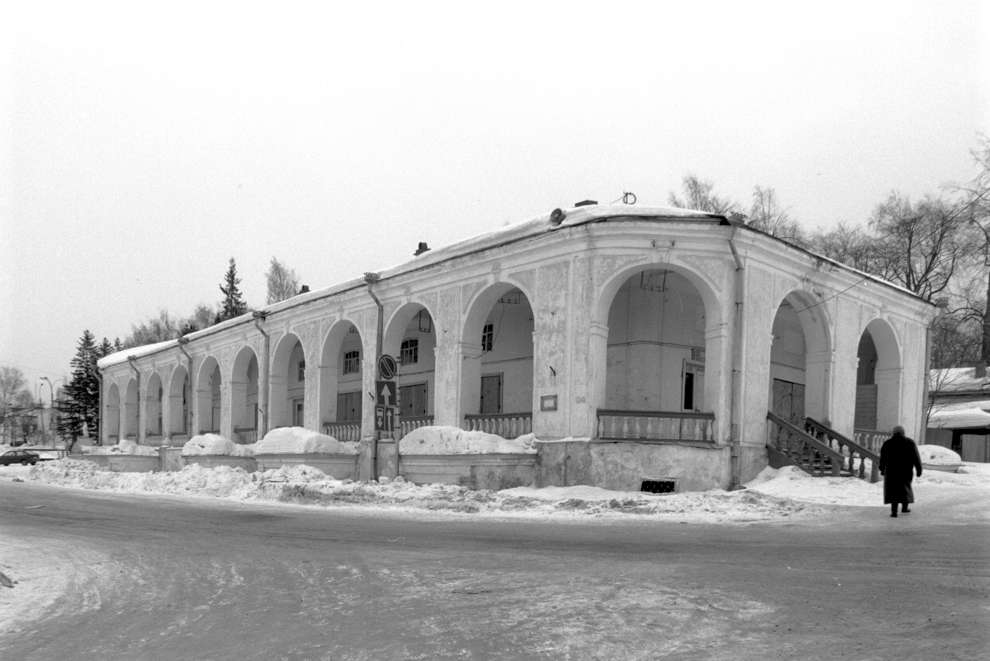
left=927, top=366, right=990, bottom=462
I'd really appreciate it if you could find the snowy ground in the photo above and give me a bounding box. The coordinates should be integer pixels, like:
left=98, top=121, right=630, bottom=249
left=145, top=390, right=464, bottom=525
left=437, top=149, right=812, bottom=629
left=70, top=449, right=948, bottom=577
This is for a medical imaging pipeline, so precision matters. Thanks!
left=3, top=458, right=989, bottom=524
left=3, top=459, right=989, bottom=646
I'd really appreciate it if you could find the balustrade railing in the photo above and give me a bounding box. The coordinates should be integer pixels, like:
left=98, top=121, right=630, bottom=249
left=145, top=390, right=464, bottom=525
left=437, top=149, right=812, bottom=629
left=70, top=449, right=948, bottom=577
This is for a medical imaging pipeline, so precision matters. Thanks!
left=853, top=429, right=887, bottom=455
left=464, top=412, right=532, bottom=438
left=807, top=418, right=880, bottom=482
left=766, top=411, right=845, bottom=477
left=323, top=421, right=361, bottom=442
left=399, top=415, right=435, bottom=438
left=596, top=410, right=715, bottom=443
left=233, top=427, right=257, bottom=443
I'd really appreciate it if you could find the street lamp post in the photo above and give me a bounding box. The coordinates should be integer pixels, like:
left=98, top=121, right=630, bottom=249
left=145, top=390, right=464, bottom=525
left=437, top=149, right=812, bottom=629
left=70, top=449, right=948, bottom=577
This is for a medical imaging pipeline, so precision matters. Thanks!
left=40, top=377, right=56, bottom=446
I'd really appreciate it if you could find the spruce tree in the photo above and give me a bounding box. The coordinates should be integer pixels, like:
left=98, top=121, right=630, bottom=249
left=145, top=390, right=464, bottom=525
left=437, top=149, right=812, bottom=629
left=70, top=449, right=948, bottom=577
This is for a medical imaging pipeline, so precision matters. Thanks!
left=60, top=330, right=102, bottom=448
left=217, top=257, right=248, bottom=322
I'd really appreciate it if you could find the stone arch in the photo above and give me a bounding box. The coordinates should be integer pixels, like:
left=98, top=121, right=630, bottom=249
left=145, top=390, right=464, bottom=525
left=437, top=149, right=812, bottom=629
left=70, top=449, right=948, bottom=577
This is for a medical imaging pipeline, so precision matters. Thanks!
left=231, top=346, right=260, bottom=441
left=594, top=260, right=722, bottom=332
left=592, top=262, right=725, bottom=431
left=146, top=372, right=164, bottom=438
left=769, top=289, right=833, bottom=423
left=105, top=382, right=120, bottom=442
left=384, top=302, right=438, bottom=423
left=459, top=282, right=536, bottom=428
left=123, top=378, right=139, bottom=440
left=319, top=319, right=364, bottom=440
left=196, top=356, right=222, bottom=434
left=270, top=333, right=305, bottom=429
left=167, top=364, right=191, bottom=438
left=855, top=317, right=902, bottom=432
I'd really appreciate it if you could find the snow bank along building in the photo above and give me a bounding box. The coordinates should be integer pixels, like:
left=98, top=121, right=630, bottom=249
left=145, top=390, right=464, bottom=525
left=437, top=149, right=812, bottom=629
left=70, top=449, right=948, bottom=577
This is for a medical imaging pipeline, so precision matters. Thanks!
left=97, top=204, right=935, bottom=491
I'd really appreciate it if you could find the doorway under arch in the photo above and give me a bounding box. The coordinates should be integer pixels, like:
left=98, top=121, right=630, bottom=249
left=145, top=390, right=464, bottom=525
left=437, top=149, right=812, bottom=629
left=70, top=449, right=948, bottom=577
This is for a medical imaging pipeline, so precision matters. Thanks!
left=196, top=357, right=221, bottom=434
left=146, top=372, right=164, bottom=439
left=123, top=379, right=138, bottom=440
left=855, top=319, right=902, bottom=433
left=270, top=334, right=305, bottom=430
left=768, top=291, right=832, bottom=425
left=231, top=347, right=260, bottom=442
left=167, top=365, right=191, bottom=439
left=319, top=321, right=363, bottom=441
left=105, top=383, right=120, bottom=442
left=460, top=284, right=534, bottom=438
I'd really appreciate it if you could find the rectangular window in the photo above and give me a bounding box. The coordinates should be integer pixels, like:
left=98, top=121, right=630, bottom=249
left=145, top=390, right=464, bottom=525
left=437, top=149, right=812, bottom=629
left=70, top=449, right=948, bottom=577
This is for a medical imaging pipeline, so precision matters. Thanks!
left=400, top=338, right=419, bottom=365
left=336, top=391, right=362, bottom=422
left=298, top=359, right=305, bottom=382
left=399, top=383, right=428, bottom=417
left=343, top=350, right=360, bottom=375
left=481, top=323, right=494, bottom=352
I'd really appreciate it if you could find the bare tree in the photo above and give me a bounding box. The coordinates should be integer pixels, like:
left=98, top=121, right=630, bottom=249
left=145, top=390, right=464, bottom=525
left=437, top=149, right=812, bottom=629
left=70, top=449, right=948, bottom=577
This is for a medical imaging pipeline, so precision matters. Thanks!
left=182, top=304, right=216, bottom=334
left=748, top=186, right=806, bottom=244
left=953, top=134, right=990, bottom=362
left=668, top=175, right=740, bottom=215
left=0, top=366, right=29, bottom=443
left=808, top=222, right=891, bottom=277
left=867, top=192, right=979, bottom=301
left=266, top=257, right=301, bottom=305
left=124, top=309, right=182, bottom=348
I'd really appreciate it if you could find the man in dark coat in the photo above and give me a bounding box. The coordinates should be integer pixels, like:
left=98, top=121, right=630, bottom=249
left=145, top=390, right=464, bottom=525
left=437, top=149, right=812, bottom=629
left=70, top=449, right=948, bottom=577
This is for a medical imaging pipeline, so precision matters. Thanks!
left=878, top=425, right=923, bottom=517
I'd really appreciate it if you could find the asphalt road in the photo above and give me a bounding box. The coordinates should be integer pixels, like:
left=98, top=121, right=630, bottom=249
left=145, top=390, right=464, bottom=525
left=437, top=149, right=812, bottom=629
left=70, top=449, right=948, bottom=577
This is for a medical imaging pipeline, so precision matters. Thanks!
left=1, top=481, right=988, bottom=661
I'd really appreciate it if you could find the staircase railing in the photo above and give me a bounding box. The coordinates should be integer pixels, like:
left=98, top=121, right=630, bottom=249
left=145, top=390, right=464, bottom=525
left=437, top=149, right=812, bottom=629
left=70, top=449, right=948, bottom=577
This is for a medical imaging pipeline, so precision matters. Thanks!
left=805, top=418, right=880, bottom=483
left=853, top=429, right=887, bottom=455
left=766, top=411, right=845, bottom=477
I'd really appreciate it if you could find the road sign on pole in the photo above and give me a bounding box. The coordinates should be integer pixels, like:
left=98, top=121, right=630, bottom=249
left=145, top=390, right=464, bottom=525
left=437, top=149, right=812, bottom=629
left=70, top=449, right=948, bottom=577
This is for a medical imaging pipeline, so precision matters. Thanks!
left=376, top=380, right=397, bottom=407
left=378, top=354, right=398, bottom=380
left=375, top=405, right=399, bottom=432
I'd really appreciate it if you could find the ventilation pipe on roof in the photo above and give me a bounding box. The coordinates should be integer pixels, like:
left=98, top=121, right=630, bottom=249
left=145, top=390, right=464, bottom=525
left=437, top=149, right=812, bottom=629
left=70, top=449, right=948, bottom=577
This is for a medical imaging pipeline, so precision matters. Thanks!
left=364, top=272, right=384, bottom=481
left=414, top=242, right=430, bottom=256
left=252, top=311, right=270, bottom=438
left=127, top=356, right=142, bottom=443
left=727, top=228, right=745, bottom=490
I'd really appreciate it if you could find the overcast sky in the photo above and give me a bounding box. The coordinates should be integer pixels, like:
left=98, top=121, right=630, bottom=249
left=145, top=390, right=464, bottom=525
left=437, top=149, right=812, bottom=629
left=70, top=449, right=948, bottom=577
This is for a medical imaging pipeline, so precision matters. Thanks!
left=1, top=1, right=988, bottom=393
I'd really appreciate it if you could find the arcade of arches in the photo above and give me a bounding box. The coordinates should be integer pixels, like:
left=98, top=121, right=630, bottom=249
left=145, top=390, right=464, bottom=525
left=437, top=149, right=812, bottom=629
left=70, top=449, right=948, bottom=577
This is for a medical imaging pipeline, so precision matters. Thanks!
left=98, top=209, right=932, bottom=491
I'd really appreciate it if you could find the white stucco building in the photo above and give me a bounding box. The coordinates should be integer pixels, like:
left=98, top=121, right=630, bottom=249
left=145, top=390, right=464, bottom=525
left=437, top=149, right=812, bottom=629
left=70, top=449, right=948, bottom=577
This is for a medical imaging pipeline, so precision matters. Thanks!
left=97, top=204, right=935, bottom=491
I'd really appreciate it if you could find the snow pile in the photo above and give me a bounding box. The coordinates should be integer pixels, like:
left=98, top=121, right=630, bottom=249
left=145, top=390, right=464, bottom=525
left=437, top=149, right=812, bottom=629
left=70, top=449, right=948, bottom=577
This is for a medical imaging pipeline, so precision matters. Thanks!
left=181, top=434, right=255, bottom=457
left=399, top=426, right=537, bottom=455
left=918, top=444, right=962, bottom=465
left=83, top=440, right=159, bottom=456
left=744, top=466, right=881, bottom=506
left=254, top=427, right=358, bottom=455
left=6, top=458, right=989, bottom=524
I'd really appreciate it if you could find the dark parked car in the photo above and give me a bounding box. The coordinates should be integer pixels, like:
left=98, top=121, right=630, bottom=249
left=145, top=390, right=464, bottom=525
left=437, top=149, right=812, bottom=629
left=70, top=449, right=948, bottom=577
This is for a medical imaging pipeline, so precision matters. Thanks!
left=0, top=449, right=40, bottom=466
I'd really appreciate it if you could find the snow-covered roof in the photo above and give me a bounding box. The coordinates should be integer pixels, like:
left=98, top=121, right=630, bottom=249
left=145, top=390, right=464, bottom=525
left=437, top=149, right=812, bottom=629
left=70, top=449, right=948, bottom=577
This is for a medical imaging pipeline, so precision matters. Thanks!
left=928, top=399, right=990, bottom=429
left=97, top=339, right=179, bottom=370
left=930, top=367, right=990, bottom=394
left=97, top=202, right=929, bottom=369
